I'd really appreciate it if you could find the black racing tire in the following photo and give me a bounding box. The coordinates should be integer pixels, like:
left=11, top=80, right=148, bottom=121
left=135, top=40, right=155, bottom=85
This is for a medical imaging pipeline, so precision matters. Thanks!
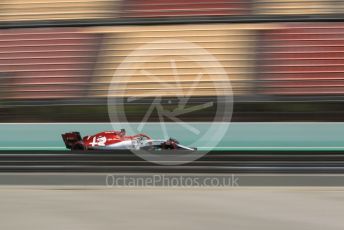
left=71, top=142, right=86, bottom=151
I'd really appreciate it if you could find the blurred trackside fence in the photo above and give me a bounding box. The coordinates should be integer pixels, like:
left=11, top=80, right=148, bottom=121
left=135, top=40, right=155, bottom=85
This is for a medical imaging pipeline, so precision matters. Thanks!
left=0, top=0, right=344, bottom=122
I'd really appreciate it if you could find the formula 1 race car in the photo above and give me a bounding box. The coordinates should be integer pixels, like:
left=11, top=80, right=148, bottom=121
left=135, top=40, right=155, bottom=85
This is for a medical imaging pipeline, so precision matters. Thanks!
left=62, top=129, right=196, bottom=151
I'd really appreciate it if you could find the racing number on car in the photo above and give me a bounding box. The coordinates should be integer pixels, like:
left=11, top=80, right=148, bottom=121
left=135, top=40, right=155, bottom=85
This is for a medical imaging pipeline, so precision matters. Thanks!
left=90, top=136, right=107, bottom=146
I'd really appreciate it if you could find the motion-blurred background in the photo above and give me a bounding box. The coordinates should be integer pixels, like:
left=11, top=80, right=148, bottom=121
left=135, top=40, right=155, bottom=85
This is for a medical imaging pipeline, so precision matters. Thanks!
left=0, top=0, right=343, bottom=122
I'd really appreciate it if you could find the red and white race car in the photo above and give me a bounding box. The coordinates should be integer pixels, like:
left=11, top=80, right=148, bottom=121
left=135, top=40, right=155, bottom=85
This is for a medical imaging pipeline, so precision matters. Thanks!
left=62, top=129, right=196, bottom=151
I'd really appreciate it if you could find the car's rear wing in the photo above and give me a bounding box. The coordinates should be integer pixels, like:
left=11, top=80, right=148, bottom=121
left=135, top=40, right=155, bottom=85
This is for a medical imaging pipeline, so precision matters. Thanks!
left=61, top=132, right=82, bottom=149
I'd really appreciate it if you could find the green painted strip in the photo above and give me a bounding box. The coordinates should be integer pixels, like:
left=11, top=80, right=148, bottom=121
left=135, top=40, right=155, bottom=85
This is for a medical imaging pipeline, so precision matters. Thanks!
left=0, top=123, right=343, bottom=151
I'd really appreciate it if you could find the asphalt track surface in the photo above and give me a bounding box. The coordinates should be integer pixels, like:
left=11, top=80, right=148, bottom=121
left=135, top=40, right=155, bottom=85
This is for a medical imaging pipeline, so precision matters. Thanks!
left=2, top=150, right=344, bottom=173
left=1, top=187, right=344, bottom=230
left=2, top=151, right=344, bottom=230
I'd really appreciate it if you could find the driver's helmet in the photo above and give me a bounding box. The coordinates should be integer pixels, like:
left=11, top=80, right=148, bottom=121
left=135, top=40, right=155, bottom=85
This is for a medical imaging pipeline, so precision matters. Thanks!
left=120, top=129, right=126, bottom=136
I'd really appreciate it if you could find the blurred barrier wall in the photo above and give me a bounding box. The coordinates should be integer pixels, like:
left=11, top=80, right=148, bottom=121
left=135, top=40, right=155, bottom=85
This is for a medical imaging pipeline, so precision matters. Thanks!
left=254, top=0, right=338, bottom=15
left=0, top=28, right=100, bottom=99
left=0, top=0, right=342, bottom=21
left=121, top=0, right=251, bottom=17
left=0, top=0, right=120, bottom=21
left=258, top=23, right=344, bottom=95
left=91, top=24, right=256, bottom=97
left=0, top=22, right=344, bottom=100
left=0, top=0, right=344, bottom=121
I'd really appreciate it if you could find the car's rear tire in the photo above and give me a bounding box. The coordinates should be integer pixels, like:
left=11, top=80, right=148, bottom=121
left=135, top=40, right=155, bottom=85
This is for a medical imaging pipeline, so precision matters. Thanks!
left=71, top=142, right=86, bottom=151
